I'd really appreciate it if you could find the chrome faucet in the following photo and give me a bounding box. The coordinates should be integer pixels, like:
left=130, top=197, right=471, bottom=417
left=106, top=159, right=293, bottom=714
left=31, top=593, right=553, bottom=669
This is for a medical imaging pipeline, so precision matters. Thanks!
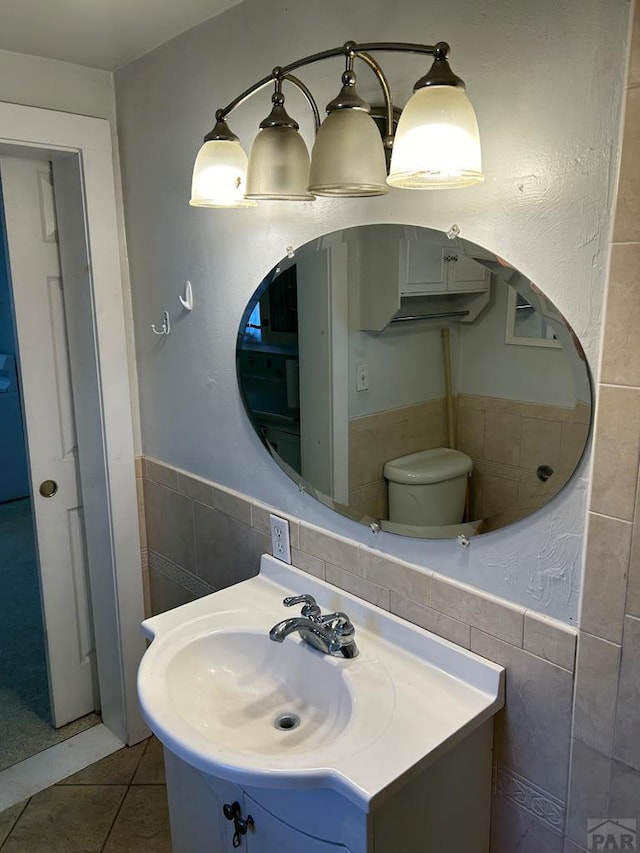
left=269, top=594, right=359, bottom=659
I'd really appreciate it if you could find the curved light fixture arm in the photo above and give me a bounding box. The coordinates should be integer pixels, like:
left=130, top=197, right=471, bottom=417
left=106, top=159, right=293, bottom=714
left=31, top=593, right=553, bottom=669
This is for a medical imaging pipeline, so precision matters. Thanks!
left=213, top=40, right=446, bottom=125
left=281, top=73, right=321, bottom=132
left=352, top=50, right=394, bottom=150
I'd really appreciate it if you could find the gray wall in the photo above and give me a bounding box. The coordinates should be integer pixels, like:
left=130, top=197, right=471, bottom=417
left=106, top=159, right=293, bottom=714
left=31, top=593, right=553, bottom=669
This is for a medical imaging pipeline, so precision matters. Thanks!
left=0, top=48, right=141, bottom=453
left=0, top=48, right=115, bottom=119
left=115, top=0, right=630, bottom=620
left=458, top=280, right=586, bottom=408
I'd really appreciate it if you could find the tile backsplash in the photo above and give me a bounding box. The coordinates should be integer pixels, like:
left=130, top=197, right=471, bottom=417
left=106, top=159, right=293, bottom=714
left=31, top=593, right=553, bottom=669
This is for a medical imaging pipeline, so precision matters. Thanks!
left=137, top=454, right=577, bottom=850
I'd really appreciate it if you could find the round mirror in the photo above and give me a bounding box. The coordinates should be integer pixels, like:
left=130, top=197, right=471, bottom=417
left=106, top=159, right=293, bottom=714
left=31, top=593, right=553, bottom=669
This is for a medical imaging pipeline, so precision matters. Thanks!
left=237, top=225, right=592, bottom=538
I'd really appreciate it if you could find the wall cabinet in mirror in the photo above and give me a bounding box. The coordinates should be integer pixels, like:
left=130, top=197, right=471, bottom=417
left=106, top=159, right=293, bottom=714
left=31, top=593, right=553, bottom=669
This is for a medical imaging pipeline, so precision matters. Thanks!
left=356, top=227, right=490, bottom=331
left=237, top=225, right=592, bottom=540
left=402, top=235, right=490, bottom=296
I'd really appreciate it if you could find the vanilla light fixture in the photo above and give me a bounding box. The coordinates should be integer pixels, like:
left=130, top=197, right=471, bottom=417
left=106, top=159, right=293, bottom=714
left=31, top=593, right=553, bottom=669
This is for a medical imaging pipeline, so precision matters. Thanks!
left=307, top=54, right=388, bottom=197
left=189, top=117, right=256, bottom=208
left=190, top=40, right=484, bottom=208
left=245, top=77, right=315, bottom=201
left=387, top=43, right=483, bottom=188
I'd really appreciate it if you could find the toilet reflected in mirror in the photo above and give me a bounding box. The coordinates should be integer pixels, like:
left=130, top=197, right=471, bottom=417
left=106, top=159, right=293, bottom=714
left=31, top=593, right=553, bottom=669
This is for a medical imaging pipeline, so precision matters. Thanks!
left=236, top=224, right=593, bottom=539
left=383, top=447, right=475, bottom=539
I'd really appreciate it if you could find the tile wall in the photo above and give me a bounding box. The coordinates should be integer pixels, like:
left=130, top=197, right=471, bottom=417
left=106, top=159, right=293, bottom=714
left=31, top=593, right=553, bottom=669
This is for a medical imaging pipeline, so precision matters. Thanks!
left=137, top=454, right=577, bottom=851
left=346, top=393, right=589, bottom=530
left=348, top=398, right=447, bottom=519
left=457, top=395, right=590, bottom=528
left=564, top=6, right=640, bottom=851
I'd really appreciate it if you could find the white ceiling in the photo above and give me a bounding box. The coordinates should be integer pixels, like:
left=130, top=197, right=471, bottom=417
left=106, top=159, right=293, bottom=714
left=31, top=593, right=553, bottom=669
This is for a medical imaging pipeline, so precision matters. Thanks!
left=0, top=0, right=245, bottom=71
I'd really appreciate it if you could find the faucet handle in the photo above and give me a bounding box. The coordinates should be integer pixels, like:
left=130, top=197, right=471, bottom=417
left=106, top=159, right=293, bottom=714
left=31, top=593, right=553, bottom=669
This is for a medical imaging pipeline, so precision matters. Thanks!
left=282, top=594, right=321, bottom=619
left=317, top=612, right=355, bottom=636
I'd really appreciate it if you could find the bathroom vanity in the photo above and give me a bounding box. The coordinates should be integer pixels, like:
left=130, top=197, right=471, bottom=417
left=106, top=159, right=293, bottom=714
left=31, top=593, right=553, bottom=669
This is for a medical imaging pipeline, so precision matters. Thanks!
left=162, top=720, right=494, bottom=852
left=138, top=555, right=504, bottom=853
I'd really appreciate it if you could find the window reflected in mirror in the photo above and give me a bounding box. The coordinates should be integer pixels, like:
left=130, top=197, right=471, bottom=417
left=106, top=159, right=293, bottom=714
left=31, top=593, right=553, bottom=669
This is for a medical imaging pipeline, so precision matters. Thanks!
left=505, top=285, right=560, bottom=348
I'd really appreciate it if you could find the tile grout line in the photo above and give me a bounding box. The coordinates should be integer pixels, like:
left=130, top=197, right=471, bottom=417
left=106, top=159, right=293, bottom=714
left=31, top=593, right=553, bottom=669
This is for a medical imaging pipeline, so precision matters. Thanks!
left=99, top=739, right=151, bottom=853
left=0, top=798, right=31, bottom=851
left=0, top=737, right=155, bottom=850
left=130, top=735, right=152, bottom=783
left=99, top=785, right=129, bottom=853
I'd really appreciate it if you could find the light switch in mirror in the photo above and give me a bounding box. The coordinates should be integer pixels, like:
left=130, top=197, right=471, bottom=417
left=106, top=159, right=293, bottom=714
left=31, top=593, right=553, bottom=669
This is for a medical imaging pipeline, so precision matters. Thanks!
left=236, top=225, right=592, bottom=539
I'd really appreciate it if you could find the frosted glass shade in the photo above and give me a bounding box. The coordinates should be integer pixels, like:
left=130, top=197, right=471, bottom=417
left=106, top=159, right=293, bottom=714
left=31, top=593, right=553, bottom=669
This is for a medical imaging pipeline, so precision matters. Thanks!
left=308, top=109, right=388, bottom=197
left=190, top=139, right=256, bottom=208
left=246, top=126, right=314, bottom=201
left=387, top=86, right=484, bottom=189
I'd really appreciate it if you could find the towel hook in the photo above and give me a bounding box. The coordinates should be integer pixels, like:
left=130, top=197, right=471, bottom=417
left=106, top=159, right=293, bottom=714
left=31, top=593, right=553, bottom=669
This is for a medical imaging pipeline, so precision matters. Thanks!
left=179, top=280, right=194, bottom=311
left=151, top=311, right=171, bottom=336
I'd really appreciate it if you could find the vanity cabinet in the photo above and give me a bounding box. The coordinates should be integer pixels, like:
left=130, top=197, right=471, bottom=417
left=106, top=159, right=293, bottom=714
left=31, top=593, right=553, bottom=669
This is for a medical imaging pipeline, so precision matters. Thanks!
left=163, top=720, right=494, bottom=853
left=164, top=748, right=355, bottom=852
left=242, top=796, right=350, bottom=853
left=140, top=556, right=504, bottom=853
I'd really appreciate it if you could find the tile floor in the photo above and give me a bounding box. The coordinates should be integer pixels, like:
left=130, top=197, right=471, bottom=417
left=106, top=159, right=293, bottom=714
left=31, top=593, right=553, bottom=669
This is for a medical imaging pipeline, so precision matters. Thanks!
left=0, top=736, right=171, bottom=852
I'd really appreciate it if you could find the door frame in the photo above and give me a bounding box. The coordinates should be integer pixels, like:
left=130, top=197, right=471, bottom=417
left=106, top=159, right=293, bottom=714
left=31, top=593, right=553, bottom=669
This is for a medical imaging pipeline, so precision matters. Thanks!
left=0, top=101, right=148, bottom=744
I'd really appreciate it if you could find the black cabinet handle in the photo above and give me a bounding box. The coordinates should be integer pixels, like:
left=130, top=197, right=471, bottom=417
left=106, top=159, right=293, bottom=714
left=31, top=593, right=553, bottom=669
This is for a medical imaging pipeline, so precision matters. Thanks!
left=222, top=802, right=236, bottom=821
left=223, top=801, right=255, bottom=848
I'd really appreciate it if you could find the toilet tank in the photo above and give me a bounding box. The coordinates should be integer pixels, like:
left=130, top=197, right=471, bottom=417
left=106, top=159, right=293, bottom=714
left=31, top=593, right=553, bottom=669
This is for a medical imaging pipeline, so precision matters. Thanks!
left=384, top=448, right=473, bottom=527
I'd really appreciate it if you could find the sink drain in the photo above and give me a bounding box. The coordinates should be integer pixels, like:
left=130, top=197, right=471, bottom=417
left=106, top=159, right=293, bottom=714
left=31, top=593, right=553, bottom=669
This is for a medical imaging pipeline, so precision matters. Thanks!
left=274, top=712, right=301, bottom=731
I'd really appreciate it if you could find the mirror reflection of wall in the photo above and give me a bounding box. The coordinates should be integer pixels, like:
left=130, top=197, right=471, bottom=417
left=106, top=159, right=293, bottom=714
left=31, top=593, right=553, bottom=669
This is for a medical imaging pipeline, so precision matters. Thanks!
left=237, top=225, right=592, bottom=539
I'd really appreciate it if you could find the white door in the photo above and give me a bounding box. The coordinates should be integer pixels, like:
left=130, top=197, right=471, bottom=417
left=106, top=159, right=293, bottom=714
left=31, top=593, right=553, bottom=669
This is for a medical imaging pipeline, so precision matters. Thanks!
left=0, top=155, right=97, bottom=727
left=297, top=248, right=333, bottom=496
left=297, top=242, right=349, bottom=505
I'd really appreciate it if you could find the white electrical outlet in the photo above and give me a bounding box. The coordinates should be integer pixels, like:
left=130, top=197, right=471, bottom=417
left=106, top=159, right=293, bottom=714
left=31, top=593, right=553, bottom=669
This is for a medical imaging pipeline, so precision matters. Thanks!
left=269, top=514, right=291, bottom=564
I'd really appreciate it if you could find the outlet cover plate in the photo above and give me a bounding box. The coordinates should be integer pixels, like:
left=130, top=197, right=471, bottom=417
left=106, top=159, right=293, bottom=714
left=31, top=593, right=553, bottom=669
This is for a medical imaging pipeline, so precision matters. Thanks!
left=269, top=514, right=291, bottom=564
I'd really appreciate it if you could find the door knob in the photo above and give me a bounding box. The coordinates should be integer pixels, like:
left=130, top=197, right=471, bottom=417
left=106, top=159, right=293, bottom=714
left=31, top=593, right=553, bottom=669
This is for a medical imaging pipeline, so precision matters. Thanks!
left=39, top=480, right=58, bottom=498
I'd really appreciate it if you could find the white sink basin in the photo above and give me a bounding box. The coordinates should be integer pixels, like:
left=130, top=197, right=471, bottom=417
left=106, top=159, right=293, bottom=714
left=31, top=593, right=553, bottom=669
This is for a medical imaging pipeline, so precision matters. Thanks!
left=166, top=629, right=353, bottom=756
left=138, top=554, right=504, bottom=809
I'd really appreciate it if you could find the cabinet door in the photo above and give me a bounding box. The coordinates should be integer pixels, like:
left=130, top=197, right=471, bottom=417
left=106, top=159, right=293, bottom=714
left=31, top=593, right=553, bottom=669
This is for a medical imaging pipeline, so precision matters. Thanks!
left=164, top=749, right=241, bottom=852
left=446, top=253, right=490, bottom=292
left=244, top=794, right=353, bottom=853
left=401, top=241, right=447, bottom=295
